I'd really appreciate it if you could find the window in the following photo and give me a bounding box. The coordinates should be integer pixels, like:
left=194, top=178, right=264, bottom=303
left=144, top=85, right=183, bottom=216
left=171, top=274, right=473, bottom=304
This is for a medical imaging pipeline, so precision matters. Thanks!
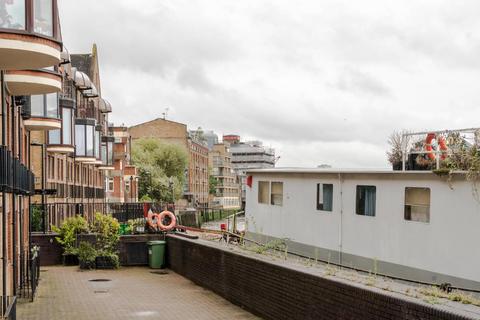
left=62, top=108, right=72, bottom=145
left=75, top=125, right=85, bottom=156
left=106, top=178, right=114, bottom=192
left=34, top=0, right=53, bottom=37
left=271, top=182, right=283, bottom=206
left=86, top=125, right=94, bottom=156
left=48, top=129, right=60, bottom=144
left=356, top=185, right=376, bottom=216
left=125, top=179, right=131, bottom=194
left=317, top=183, right=333, bottom=211
left=258, top=181, right=269, bottom=204
left=404, top=187, right=430, bottom=223
left=0, top=0, right=25, bottom=30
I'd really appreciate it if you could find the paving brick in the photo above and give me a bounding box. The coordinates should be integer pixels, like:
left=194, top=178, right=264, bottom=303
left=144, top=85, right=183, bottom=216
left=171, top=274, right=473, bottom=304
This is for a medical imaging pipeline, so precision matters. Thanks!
left=17, top=266, right=260, bottom=320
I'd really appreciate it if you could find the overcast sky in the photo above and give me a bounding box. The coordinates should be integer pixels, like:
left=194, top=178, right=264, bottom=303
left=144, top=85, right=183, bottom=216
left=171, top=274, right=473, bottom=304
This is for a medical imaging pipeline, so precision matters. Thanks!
left=59, top=0, right=480, bottom=168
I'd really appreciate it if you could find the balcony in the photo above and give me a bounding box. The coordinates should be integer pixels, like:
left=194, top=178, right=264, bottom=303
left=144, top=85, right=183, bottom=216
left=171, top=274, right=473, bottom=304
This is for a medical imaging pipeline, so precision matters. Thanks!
left=5, top=68, right=61, bottom=95
left=0, top=145, right=35, bottom=195
left=0, top=0, right=62, bottom=70
left=23, top=93, right=61, bottom=131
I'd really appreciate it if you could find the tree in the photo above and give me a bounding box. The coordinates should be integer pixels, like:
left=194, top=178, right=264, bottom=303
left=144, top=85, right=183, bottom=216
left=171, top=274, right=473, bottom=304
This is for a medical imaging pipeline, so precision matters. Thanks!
left=131, top=138, right=188, bottom=203
left=209, top=174, right=218, bottom=195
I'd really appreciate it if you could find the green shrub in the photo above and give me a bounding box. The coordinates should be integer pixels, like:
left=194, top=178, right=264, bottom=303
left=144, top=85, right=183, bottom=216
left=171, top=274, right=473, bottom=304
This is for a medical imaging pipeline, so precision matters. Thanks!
left=51, top=216, right=89, bottom=255
left=91, top=213, right=120, bottom=254
left=77, top=242, right=96, bottom=269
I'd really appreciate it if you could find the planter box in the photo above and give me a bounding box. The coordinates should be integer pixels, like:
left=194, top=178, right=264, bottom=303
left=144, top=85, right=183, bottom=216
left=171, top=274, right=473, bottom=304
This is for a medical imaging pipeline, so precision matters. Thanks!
left=79, top=260, right=95, bottom=270
left=63, top=254, right=79, bottom=266
left=96, top=256, right=117, bottom=269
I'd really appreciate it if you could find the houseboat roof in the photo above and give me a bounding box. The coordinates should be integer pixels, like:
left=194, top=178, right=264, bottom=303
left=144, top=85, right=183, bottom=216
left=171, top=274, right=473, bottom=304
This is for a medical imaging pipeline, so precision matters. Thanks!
left=246, top=167, right=459, bottom=175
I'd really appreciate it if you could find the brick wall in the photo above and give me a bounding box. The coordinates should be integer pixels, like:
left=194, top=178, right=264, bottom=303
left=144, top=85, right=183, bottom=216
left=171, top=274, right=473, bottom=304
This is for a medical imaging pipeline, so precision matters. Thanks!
left=32, top=234, right=63, bottom=266
left=166, top=236, right=476, bottom=320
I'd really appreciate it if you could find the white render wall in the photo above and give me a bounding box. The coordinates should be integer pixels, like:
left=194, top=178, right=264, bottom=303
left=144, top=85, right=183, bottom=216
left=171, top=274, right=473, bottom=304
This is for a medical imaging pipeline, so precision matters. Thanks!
left=245, top=172, right=480, bottom=284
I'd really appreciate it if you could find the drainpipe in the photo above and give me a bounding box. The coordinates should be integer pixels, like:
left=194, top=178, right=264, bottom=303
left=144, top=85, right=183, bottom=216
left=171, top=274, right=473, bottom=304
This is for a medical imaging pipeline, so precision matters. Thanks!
left=1, top=70, right=6, bottom=308
left=338, top=173, right=343, bottom=266
left=11, top=97, right=16, bottom=296
left=41, top=142, right=45, bottom=234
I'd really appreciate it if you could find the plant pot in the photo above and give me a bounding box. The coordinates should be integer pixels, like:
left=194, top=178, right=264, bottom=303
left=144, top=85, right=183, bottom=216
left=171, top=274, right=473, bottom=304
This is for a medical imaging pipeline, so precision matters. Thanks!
left=79, top=260, right=95, bottom=270
left=63, top=254, right=79, bottom=266
left=392, top=162, right=402, bottom=171
left=96, top=256, right=117, bottom=269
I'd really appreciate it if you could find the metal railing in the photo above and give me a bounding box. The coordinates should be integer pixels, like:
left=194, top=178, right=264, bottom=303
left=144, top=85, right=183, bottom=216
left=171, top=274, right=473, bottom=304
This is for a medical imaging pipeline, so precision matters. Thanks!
left=18, top=247, right=40, bottom=303
left=0, top=145, right=35, bottom=195
left=1, top=296, right=16, bottom=320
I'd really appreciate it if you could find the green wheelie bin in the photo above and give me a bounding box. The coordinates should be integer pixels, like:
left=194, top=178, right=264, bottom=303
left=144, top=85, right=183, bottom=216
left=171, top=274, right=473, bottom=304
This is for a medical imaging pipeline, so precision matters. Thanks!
left=147, top=240, right=166, bottom=269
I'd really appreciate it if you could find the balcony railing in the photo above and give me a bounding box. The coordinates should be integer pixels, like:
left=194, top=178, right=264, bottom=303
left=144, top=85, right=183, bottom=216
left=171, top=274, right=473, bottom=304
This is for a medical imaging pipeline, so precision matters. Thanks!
left=0, top=146, right=35, bottom=195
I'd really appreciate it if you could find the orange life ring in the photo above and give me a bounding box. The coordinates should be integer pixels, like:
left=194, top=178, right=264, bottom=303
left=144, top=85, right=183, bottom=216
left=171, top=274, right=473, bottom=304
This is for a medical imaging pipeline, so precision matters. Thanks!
left=157, top=210, right=176, bottom=231
left=147, top=211, right=159, bottom=230
left=425, top=133, right=448, bottom=160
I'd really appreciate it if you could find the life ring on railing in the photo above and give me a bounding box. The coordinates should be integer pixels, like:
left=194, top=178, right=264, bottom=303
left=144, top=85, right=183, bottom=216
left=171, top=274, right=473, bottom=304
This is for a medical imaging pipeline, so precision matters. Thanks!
left=425, top=133, right=448, bottom=160
left=158, top=210, right=177, bottom=231
left=147, top=210, right=159, bottom=230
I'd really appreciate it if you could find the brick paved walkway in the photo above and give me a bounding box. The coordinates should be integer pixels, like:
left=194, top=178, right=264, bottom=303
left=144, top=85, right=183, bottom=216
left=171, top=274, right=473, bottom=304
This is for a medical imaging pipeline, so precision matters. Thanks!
left=18, top=266, right=260, bottom=320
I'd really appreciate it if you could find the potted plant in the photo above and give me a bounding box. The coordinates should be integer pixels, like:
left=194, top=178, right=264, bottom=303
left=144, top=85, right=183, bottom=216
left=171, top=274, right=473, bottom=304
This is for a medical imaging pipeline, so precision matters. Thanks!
left=95, top=251, right=120, bottom=269
left=78, top=241, right=97, bottom=270
left=128, top=218, right=145, bottom=234
left=51, top=216, right=89, bottom=266
left=91, top=213, right=120, bottom=269
left=387, top=130, right=410, bottom=170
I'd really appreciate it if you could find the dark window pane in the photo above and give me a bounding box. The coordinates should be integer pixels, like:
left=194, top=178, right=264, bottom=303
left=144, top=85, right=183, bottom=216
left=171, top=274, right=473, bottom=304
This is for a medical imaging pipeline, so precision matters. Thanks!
left=356, top=185, right=376, bottom=216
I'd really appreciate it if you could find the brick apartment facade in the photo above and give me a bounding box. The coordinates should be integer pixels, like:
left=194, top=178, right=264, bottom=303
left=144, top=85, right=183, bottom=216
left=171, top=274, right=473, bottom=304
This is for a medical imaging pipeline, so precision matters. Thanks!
left=129, top=118, right=209, bottom=206
left=105, top=126, right=138, bottom=203
left=0, top=1, right=136, bottom=307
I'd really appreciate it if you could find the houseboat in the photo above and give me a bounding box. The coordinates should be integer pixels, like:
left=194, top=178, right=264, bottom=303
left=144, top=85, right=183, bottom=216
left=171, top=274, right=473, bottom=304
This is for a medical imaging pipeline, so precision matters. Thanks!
left=245, top=129, right=480, bottom=291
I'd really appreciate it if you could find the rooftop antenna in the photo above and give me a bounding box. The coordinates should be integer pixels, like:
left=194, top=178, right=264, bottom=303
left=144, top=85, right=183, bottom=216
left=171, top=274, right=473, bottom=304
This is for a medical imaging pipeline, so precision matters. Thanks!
left=162, top=107, right=169, bottom=120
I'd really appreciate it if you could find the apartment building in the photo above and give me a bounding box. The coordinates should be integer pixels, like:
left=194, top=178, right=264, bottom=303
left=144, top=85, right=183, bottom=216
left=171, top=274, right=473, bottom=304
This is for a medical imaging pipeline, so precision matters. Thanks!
left=0, top=0, right=63, bottom=306
left=27, top=44, right=114, bottom=228
left=209, top=143, right=241, bottom=209
left=227, top=136, right=276, bottom=207
left=129, top=118, right=209, bottom=206
left=105, top=126, right=138, bottom=203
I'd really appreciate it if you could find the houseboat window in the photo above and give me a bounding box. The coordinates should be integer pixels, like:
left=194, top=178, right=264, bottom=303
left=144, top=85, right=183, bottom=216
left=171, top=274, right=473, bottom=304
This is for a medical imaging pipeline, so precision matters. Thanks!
left=404, top=187, right=430, bottom=223
left=356, top=185, right=376, bottom=216
left=258, top=181, right=270, bottom=204
left=271, top=182, right=283, bottom=206
left=317, top=183, right=333, bottom=211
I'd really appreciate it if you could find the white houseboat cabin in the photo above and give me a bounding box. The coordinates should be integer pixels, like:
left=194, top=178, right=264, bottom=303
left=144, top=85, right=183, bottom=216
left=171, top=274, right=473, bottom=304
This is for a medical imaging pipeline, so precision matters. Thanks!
left=245, top=168, right=480, bottom=291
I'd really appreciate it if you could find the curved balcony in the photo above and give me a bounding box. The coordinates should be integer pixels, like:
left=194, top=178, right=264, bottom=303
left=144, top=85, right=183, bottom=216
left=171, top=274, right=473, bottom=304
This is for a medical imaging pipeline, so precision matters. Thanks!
left=23, top=93, right=61, bottom=130
left=5, top=68, right=61, bottom=95
left=0, top=0, right=62, bottom=70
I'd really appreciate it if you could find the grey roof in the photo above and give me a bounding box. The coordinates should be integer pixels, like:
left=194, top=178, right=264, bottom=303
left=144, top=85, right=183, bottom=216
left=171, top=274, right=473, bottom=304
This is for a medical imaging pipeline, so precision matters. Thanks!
left=246, top=167, right=445, bottom=175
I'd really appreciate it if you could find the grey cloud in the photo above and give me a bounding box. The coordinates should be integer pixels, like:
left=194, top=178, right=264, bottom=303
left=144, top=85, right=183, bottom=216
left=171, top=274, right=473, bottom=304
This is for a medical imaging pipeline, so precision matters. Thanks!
left=176, top=64, right=216, bottom=93
left=334, top=68, right=392, bottom=97
left=59, top=0, right=480, bottom=168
